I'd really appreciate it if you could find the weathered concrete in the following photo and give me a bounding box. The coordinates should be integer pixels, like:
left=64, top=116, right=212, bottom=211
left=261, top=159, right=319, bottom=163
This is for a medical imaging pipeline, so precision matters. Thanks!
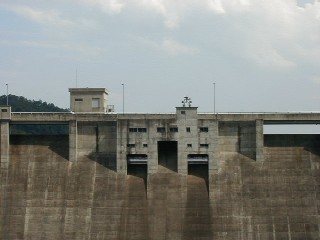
left=1, top=134, right=320, bottom=239
left=69, top=88, right=109, bottom=113
left=69, top=120, right=77, bottom=162
left=0, top=122, right=9, bottom=169
left=10, top=112, right=320, bottom=123
left=1, top=108, right=320, bottom=239
left=256, top=119, right=264, bottom=161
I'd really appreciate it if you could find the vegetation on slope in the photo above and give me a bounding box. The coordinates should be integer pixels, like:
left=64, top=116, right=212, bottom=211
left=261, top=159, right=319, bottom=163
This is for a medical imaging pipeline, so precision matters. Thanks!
left=0, top=94, right=68, bottom=112
left=0, top=94, right=69, bottom=135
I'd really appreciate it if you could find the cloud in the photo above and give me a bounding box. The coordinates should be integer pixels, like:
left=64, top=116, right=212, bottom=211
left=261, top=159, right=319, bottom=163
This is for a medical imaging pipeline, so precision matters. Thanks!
left=4, top=4, right=96, bottom=29
left=137, top=37, right=199, bottom=56
left=3, top=0, right=320, bottom=70
left=77, top=0, right=124, bottom=14
left=311, top=76, right=320, bottom=85
left=0, top=40, right=105, bottom=57
left=202, top=0, right=320, bottom=69
left=161, top=39, right=199, bottom=56
left=207, top=0, right=226, bottom=14
left=128, top=0, right=187, bottom=28
left=248, top=44, right=296, bottom=69
left=0, top=70, right=18, bottom=79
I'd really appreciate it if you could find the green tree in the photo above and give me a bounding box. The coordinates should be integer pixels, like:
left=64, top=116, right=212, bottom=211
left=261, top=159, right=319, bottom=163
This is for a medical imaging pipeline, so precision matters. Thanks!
left=0, top=95, right=69, bottom=135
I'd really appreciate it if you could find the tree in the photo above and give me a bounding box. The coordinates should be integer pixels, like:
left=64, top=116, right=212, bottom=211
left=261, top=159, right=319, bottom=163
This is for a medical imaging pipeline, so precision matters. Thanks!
left=0, top=95, right=69, bottom=135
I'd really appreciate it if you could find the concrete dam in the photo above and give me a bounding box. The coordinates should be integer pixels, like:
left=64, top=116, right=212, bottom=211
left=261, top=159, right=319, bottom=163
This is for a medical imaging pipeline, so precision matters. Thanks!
left=1, top=92, right=320, bottom=239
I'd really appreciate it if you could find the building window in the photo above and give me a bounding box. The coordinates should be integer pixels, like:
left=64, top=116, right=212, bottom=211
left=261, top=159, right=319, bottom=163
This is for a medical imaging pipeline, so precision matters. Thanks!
left=75, top=98, right=83, bottom=102
left=200, top=144, right=209, bottom=148
left=143, top=144, right=148, bottom=148
left=181, top=111, right=186, bottom=114
left=127, top=144, right=135, bottom=148
left=169, top=127, right=178, bottom=132
left=157, top=127, right=166, bottom=133
left=129, top=128, right=137, bottom=132
left=186, top=127, right=191, bottom=132
left=187, top=144, right=192, bottom=148
left=1, top=109, right=7, bottom=112
left=200, top=127, right=209, bottom=132
left=129, top=128, right=147, bottom=133
left=92, top=98, right=100, bottom=108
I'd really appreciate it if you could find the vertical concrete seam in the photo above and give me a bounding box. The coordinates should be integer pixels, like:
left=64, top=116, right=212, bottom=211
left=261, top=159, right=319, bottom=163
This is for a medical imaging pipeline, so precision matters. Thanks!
left=287, top=216, right=291, bottom=240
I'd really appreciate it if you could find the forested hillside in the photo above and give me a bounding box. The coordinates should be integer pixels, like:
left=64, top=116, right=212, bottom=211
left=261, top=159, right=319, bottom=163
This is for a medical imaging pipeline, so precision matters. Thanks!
left=0, top=94, right=69, bottom=135
left=0, top=94, right=68, bottom=112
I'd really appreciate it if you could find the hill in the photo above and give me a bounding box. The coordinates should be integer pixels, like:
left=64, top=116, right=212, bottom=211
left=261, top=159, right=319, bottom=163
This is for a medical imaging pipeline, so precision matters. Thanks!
left=0, top=94, right=69, bottom=135
left=0, top=94, right=68, bottom=112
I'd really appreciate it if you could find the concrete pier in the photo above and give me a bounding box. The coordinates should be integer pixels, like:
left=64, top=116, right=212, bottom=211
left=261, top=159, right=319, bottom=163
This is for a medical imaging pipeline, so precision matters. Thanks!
left=0, top=122, right=9, bottom=169
left=256, top=119, right=264, bottom=161
left=0, top=106, right=11, bottom=169
left=69, top=120, right=77, bottom=162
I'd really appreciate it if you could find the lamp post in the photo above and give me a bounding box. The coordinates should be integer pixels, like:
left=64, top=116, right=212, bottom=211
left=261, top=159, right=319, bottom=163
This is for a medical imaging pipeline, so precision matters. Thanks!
left=121, top=83, right=124, bottom=113
left=5, top=83, right=8, bottom=105
left=213, top=82, right=216, bottom=114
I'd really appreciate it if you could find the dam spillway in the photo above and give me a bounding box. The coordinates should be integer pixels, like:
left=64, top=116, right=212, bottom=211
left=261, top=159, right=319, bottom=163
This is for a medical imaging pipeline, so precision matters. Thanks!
left=1, top=106, right=320, bottom=239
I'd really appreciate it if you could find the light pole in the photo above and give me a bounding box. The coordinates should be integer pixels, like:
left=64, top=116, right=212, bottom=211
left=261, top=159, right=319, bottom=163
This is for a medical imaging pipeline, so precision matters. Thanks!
left=5, top=83, right=8, bottom=105
left=121, top=83, right=124, bottom=114
left=213, top=82, right=216, bottom=114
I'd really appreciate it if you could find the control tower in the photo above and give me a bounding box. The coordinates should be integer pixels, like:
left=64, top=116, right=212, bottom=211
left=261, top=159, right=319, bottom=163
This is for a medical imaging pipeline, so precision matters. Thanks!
left=69, top=88, right=109, bottom=112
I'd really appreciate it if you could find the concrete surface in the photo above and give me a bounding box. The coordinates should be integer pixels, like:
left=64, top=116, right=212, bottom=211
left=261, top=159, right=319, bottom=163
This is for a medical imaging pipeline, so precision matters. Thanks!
left=1, top=134, right=320, bottom=239
left=1, top=108, right=320, bottom=239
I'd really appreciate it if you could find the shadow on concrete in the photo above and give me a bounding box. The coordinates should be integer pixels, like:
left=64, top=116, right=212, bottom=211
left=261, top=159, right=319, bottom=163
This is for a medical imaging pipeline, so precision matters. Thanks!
left=264, top=134, right=320, bottom=156
left=219, top=121, right=257, bottom=160
left=188, top=164, right=209, bottom=195
left=183, top=164, right=212, bottom=240
left=87, top=152, right=117, bottom=172
left=10, top=135, right=69, bottom=160
left=127, top=164, right=148, bottom=194
left=119, top=165, right=148, bottom=240
left=158, top=141, right=178, bottom=172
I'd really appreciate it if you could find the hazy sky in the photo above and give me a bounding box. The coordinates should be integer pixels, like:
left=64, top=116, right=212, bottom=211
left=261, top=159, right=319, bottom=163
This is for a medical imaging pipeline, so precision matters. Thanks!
left=1, top=0, right=319, bottom=113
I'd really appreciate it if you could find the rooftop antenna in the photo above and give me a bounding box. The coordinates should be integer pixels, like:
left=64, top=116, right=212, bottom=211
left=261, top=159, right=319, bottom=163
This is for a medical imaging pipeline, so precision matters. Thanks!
left=182, top=96, right=192, bottom=107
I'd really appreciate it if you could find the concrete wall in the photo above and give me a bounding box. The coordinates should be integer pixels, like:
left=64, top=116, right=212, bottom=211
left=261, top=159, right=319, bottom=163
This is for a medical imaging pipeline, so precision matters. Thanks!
left=1, top=133, right=320, bottom=239
left=117, top=108, right=224, bottom=175
left=77, top=121, right=117, bottom=171
left=2, top=109, right=320, bottom=239
left=218, top=121, right=257, bottom=159
left=69, top=88, right=108, bottom=113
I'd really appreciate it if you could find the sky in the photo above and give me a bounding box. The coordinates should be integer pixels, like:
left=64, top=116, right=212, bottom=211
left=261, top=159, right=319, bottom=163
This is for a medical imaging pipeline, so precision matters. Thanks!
left=0, top=0, right=320, bottom=113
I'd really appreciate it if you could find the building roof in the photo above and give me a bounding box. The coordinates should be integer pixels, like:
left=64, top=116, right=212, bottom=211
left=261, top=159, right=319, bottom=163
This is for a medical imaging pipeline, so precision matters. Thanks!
left=69, top=88, right=109, bottom=94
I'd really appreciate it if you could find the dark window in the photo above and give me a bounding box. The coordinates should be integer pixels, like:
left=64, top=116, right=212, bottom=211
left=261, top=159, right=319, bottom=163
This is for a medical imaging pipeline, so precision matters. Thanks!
left=138, top=128, right=147, bottom=132
left=186, top=127, right=191, bottom=132
left=181, top=111, right=186, bottom=114
left=1, top=109, right=8, bottom=112
left=200, top=144, right=209, bottom=148
left=170, top=127, right=178, bottom=132
left=187, top=144, right=192, bottom=148
left=157, top=127, right=166, bottom=133
left=129, top=128, right=147, bottom=133
left=127, top=143, right=135, bottom=148
left=75, top=98, right=83, bottom=102
left=143, top=144, right=148, bottom=148
left=200, top=127, right=209, bottom=132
